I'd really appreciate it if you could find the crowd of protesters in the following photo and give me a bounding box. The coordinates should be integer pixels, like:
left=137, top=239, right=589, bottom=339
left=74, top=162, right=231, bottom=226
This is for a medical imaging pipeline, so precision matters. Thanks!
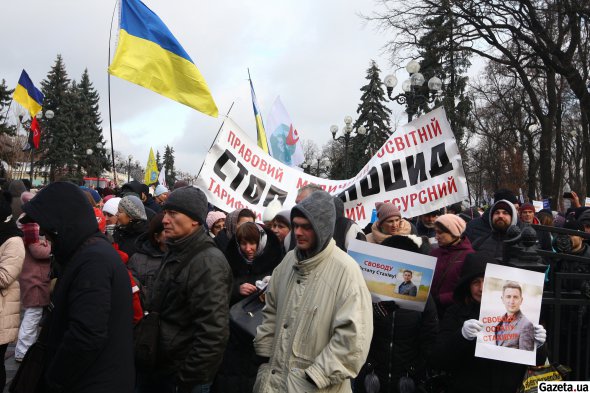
left=0, top=177, right=588, bottom=393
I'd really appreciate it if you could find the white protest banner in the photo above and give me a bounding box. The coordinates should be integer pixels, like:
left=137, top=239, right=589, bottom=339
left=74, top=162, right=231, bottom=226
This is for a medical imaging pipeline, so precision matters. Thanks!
left=475, top=264, right=545, bottom=366
left=585, top=197, right=590, bottom=207
left=196, top=107, right=468, bottom=227
left=347, top=239, right=436, bottom=311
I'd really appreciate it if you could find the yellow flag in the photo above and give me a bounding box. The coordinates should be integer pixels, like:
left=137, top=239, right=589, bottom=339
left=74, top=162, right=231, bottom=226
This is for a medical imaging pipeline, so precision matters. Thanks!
left=144, top=148, right=159, bottom=185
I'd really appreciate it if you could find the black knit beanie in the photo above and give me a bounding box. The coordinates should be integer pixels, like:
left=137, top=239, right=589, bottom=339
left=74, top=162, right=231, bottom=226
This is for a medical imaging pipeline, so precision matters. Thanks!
left=162, top=186, right=208, bottom=224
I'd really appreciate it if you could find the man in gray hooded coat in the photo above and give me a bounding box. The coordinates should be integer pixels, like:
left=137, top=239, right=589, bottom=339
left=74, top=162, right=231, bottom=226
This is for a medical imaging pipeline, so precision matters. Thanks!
left=253, top=190, right=373, bottom=393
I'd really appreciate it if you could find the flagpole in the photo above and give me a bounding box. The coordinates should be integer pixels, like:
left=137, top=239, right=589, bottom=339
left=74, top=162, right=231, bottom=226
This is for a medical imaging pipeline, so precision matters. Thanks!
left=107, top=0, right=119, bottom=186
left=196, top=101, right=235, bottom=179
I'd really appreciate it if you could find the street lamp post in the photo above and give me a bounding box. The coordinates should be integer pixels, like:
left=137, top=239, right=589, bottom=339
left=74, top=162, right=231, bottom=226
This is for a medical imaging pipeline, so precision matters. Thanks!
left=383, top=60, right=442, bottom=123
left=86, top=148, right=93, bottom=187
left=86, top=142, right=104, bottom=188
left=95, top=142, right=103, bottom=188
left=127, top=155, right=133, bottom=182
left=303, top=157, right=330, bottom=177
left=29, top=110, right=54, bottom=185
left=330, top=116, right=366, bottom=178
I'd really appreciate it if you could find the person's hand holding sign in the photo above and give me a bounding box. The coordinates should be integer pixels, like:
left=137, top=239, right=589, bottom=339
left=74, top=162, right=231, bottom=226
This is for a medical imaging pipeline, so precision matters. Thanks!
left=461, top=319, right=483, bottom=340
left=534, top=324, right=546, bottom=347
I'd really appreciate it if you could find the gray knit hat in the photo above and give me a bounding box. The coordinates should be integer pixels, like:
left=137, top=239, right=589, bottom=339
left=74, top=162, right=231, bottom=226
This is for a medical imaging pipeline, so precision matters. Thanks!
left=119, top=195, right=147, bottom=221
left=162, top=186, right=208, bottom=224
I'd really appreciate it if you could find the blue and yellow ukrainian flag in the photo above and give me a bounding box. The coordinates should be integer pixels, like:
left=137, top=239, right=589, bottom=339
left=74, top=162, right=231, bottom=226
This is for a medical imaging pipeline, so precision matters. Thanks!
left=108, top=0, right=218, bottom=117
left=249, top=76, right=269, bottom=153
left=13, top=70, right=44, bottom=117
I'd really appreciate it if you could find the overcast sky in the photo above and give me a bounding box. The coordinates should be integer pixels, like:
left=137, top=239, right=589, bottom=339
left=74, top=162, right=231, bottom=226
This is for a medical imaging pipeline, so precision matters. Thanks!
left=2, top=0, right=440, bottom=175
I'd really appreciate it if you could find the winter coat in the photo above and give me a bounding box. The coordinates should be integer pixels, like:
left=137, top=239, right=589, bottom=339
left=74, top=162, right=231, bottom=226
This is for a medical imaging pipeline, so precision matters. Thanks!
left=127, top=232, right=165, bottom=304
left=22, top=182, right=134, bottom=393
left=254, top=191, right=372, bottom=392
left=214, top=229, right=231, bottom=253
left=332, top=197, right=367, bottom=251
left=366, top=219, right=415, bottom=244
left=113, top=219, right=148, bottom=258
left=464, top=208, right=491, bottom=244
left=214, top=209, right=242, bottom=252
left=214, top=226, right=283, bottom=393
left=559, top=243, right=590, bottom=291
left=0, top=236, right=25, bottom=345
left=253, top=240, right=373, bottom=393
left=355, top=297, right=439, bottom=393
left=471, top=231, right=507, bottom=259
left=224, top=226, right=282, bottom=305
left=429, top=237, right=474, bottom=316
left=151, top=227, right=232, bottom=389
left=19, top=238, right=51, bottom=308
left=432, top=302, right=545, bottom=393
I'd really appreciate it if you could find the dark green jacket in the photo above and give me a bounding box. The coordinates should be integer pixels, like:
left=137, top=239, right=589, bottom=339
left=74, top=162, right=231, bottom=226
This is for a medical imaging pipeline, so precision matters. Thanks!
left=151, top=227, right=232, bottom=389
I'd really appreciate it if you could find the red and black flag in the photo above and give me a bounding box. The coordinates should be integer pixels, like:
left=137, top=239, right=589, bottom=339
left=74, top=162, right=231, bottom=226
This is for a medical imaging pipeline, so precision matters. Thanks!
left=28, top=117, right=41, bottom=149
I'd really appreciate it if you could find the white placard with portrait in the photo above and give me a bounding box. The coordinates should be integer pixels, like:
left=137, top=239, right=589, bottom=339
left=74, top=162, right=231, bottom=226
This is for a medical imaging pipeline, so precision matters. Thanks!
left=475, top=264, right=545, bottom=366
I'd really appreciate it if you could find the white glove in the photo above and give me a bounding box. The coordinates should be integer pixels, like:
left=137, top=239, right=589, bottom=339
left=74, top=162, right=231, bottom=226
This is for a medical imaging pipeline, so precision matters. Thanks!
left=461, top=319, right=483, bottom=340
left=534, top=324, right=547, bottom=347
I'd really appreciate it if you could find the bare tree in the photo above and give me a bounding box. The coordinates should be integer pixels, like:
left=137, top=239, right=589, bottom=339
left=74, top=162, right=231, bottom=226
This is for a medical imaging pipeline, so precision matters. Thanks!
left=366, top=0, right=590, bottom=197
left=301, top=139, right=319, bottom=165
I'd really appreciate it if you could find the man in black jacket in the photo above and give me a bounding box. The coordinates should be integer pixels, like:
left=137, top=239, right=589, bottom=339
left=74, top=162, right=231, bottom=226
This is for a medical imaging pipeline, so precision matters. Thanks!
left=138, top=186, right=232, bottom=393
left=21, top=182, right=134, bottom=393
left=472, top=199, right=518, bottom=258
left=465, top=189, right=518, bottom=244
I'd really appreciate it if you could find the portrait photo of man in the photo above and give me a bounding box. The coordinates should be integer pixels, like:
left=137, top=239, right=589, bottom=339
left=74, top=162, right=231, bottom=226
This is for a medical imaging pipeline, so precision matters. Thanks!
left=495, top=281, right=534, bottom=351
left=397, top=270, right=418, bottom=297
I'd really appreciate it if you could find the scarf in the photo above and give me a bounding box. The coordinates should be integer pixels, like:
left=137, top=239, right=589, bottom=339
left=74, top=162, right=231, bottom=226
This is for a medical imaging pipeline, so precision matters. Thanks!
left=369, top=219, right=413, bottom=244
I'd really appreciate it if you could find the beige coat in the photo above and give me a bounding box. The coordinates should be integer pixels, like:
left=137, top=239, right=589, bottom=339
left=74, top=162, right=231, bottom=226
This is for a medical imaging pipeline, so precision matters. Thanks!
left=0, top=236, right=25, bottom=345
left=253, top=240, right=373, bottom=393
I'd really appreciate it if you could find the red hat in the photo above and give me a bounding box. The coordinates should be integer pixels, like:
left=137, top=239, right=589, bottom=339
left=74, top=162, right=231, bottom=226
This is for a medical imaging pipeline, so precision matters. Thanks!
left=519, top=202, right=535, bottom=213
